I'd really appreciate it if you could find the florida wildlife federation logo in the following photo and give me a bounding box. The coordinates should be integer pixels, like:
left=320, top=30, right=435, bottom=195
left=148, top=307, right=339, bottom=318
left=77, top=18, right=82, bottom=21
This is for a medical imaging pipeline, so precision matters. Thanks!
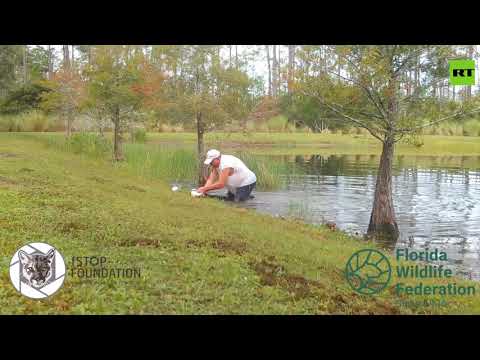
left=9, top=243, right=66, bottom=299
left=345, top=249, right=392, bottom=295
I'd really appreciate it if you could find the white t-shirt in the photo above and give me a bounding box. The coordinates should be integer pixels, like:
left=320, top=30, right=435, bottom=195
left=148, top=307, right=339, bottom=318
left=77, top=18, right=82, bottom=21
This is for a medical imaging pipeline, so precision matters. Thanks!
left=218, top=154, right=256, bottom=193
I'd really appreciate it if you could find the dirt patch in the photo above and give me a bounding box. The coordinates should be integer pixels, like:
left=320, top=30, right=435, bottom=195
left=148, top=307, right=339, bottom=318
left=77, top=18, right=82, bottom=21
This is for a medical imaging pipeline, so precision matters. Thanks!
left=123, top=184, right=147, bottom=193
left=212, top=240, right=247, bottom=255
left=56, top=221, right=86, bottom=234
left=251, top=259, right=324, bottom=300
left=18, top=168, right=34, bottom=173
left=88, top=176, right=107, bottom=184
left=0, top=176, right=18, bottom=185
left=119, top=238, right=160, bottom=247
left=372, top=298, right=402, bottom=315
left=0, top=152, right=19, bottom=158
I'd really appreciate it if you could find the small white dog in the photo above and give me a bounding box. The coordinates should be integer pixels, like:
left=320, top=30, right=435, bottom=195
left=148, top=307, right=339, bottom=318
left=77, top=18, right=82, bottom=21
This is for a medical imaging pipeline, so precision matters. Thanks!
left=191, top=189, right=204, bottom=197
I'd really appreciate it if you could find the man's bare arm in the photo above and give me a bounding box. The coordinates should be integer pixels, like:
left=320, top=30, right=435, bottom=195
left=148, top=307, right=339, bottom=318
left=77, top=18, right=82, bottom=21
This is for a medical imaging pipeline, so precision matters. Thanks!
left=197, top=168, right=233, bottom=193
left=203, top=167, right=218, bottom=188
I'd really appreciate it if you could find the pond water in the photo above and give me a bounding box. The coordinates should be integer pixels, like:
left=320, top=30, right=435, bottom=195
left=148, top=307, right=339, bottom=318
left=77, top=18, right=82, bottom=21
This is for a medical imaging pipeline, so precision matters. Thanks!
left=213, top=154, right=480, bottom=281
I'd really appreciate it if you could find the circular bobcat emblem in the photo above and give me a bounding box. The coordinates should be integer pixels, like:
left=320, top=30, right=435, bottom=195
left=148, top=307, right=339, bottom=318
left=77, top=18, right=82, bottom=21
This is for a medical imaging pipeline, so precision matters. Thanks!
left=10, top=243, right=66, bottom=299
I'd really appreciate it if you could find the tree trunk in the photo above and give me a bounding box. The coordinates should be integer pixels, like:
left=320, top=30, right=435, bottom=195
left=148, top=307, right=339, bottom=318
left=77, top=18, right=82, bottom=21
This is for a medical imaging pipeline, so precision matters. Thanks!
left=235, top=45, right=238, bottom=68
left=278, top=45, right=282, bottom=93
left=23, top=45, right=28, bottom=84
left=47, top=45, right=53, bottom=80
left=113, top=106, right=123, bottom=161
left=63, top=45, right=70, bottom=69
left=71, top=45, right=75, bottom=68
left=196, top=111, right=207, bottom=186
left=367, top=136, right=399, bottom=241
left=265, top=46, right=272, bottom=96
left=66, top=113, right=73, bottom=138
left=288, top=45, right=295, bottom=94
left=467, top=45, right=474, bottom=99
left=272, top=45, right=278, bottom=97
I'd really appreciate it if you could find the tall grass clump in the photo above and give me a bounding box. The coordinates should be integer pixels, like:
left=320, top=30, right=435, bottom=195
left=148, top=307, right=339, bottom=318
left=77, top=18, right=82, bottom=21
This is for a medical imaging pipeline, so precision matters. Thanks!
left=124, top=145, right=294, bottom=190
left=0, top=114, right=24, bottom=132
left=462, top=119, right=480, bottom=136
left=130, top=127, right=147, bottom=143
left=267, top=115, right=289, bottom=132
left=234, top=151, right=293, bottom=190
left=286, top=122, right=297, bottom=133
left=20, top=110, right=50, bottom=132
left=125, top=144, right=197, bottom=181
left=0, top=111, right=60, bottom=132
left=42, top=132, right=112, bottom=158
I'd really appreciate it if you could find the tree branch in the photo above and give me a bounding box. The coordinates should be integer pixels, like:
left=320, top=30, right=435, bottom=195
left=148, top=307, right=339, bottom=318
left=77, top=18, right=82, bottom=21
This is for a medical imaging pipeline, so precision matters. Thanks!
left=326, top=70, right=390, bottom=126
left=396, top=107, right=480, bottom=133
left=300, top=89, right=385, bottom=142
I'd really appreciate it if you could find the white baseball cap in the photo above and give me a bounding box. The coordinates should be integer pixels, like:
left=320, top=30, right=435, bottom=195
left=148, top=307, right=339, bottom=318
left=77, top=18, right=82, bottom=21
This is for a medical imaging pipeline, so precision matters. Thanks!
left=204, top=149, right=221, bottom=165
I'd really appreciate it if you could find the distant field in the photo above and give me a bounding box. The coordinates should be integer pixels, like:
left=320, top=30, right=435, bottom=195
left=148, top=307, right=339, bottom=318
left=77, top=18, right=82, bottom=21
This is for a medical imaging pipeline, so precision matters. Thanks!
left=146, top=132, right=480, bottom=156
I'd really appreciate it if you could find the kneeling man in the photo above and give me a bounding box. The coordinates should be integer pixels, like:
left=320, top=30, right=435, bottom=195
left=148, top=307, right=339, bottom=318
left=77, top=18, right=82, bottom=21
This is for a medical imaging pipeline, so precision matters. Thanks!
left=196, top=149, right=257, bottom=201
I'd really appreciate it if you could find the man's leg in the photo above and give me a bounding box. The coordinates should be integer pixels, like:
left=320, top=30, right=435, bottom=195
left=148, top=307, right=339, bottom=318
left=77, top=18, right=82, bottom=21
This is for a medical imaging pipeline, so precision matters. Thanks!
left=225, top=191, right=235, bottom=201
left=234, top=182, right=256, bottom=202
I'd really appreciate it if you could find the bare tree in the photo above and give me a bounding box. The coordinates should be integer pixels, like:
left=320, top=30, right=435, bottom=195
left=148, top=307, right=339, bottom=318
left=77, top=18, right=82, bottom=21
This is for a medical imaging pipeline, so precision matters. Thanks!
left=47, top=45, right=53, bottom=80
left=301, top=45, right=480, bottom=241
left=63, top=45, right=70, bottom=69
left=265, top=45, right=272, bottom=96
left=22, top=45, right=28, bottom=84
left=272, top=45, right=278, bottom=97
left=288, top=45, right=295, bottom=94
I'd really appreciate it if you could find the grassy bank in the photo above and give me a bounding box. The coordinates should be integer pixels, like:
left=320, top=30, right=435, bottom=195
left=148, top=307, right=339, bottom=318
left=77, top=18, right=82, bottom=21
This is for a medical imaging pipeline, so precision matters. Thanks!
left=147, top=132, right=480, bottom=156
left=25, top=133, right=293, bottom=190
left=0, top=133, right=479, bottom=314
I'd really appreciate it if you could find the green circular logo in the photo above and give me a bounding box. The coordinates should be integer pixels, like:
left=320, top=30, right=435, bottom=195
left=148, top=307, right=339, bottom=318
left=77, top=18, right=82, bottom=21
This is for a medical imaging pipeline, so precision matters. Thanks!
left=345, top=249, right=392, bottom=295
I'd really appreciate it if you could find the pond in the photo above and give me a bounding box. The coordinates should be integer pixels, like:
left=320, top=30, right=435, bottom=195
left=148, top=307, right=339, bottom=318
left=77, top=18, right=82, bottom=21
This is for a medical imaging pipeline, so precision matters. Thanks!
left=220, top=154, right=480, bottom=281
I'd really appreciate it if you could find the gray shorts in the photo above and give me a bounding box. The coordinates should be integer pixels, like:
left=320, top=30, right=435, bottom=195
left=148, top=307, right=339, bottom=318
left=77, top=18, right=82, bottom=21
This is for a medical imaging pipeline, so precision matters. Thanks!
left=227, top=182, right=256, bottom=202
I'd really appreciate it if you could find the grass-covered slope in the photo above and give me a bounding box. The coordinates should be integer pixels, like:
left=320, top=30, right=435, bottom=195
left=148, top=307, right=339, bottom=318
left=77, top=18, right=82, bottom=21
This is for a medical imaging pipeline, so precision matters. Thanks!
left=0, top=134, right=478, bottom=314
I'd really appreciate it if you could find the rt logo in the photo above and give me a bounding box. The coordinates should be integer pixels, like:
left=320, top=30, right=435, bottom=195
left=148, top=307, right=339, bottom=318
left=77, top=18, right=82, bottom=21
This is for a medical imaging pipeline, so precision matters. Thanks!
left=449, top=59, right=475, bottom=86
left=345, top=249, right=392, bottom=295
left=9, top=243, right=66, bottom=299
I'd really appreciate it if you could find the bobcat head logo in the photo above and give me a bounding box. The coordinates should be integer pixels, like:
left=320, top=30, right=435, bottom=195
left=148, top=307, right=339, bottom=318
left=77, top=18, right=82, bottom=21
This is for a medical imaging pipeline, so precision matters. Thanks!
left=18, top=249, right=55, bottom=289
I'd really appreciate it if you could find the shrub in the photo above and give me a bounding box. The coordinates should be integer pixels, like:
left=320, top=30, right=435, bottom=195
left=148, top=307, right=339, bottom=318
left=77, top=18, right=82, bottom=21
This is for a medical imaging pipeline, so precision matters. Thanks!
left=462, top=119, right=480, bottom=136
left=244, top=120, right=256, bottom=132
left=131, top=127, right=147, bottom=143
left=286, top=122, right=297, bottom=133
left=267, top=115, right=288, bottom=132
left=0, top=115, right=24, bottom=132
left=255, top=121, right=269, bottom=132
left=298, top=126, right=312, bottom=133
left=21, top=110, right=50, bottom=132
left=66, top=132, right=112, bottom=157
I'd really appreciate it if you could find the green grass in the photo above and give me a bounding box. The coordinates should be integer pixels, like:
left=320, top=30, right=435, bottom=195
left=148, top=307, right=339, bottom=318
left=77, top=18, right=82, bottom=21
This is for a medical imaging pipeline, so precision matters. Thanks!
left=0, top=133, right=479, bottom=314
left=267, top=115, right=289, bottom=132
left=22, top=133, right=291, bottom=190
left=130, top=128, right=147, bottom=143
left=125, top=143, right=198, bottom=182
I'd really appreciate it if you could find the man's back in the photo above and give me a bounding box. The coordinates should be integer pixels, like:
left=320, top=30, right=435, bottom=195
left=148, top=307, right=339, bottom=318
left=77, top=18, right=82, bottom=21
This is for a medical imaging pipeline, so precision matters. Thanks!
left=219, top=154, right=256, bottom=190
